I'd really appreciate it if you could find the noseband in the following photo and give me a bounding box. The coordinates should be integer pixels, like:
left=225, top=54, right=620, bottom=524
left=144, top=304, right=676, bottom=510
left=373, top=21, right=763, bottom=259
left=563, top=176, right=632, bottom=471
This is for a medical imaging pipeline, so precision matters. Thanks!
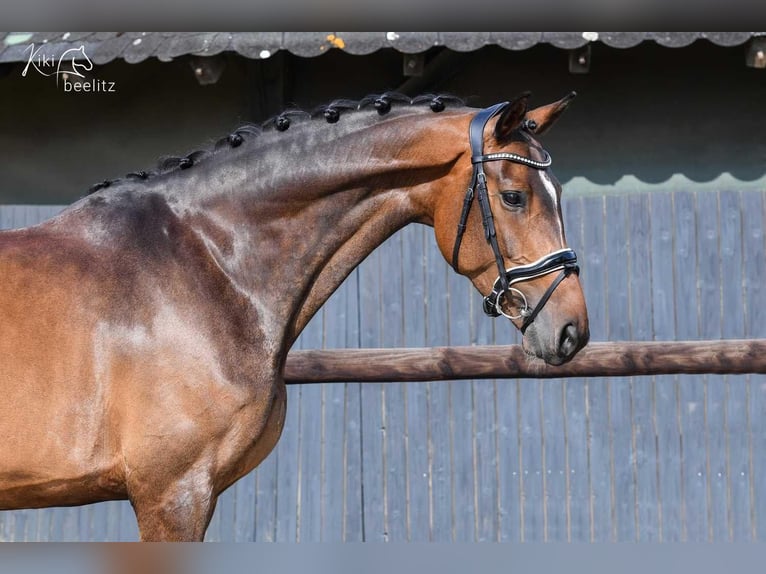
left=451, top=102, right=580, bottom=333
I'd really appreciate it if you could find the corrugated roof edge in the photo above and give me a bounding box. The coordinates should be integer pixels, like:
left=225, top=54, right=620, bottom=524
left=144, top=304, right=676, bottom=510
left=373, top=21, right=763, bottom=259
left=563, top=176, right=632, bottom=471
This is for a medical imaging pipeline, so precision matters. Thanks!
left=1, top=32, right=763, bottom=64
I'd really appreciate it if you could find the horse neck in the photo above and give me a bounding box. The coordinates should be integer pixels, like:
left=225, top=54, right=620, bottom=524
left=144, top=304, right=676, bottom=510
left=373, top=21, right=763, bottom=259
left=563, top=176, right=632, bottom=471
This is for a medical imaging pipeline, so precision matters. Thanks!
left=185, top=110, right=469, bottom=350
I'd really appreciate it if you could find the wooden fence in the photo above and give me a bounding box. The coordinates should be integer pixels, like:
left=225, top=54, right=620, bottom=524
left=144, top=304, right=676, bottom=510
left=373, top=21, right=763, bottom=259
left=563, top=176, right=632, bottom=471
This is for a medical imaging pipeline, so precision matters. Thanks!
left=0, top=188, right=764, bottom=542
left=284, top=340, right=766, bottom=382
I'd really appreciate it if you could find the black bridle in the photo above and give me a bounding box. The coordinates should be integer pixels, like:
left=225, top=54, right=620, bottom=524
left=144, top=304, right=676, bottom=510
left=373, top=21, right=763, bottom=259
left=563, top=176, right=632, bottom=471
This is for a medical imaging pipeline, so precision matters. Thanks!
left=451, top=102, right=580, bottom=333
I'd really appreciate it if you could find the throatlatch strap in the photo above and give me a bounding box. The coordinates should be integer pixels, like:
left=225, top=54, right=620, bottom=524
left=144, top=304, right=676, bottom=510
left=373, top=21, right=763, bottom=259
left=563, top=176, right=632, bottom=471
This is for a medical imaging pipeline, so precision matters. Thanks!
left=451, top=174, right=476, bottom=273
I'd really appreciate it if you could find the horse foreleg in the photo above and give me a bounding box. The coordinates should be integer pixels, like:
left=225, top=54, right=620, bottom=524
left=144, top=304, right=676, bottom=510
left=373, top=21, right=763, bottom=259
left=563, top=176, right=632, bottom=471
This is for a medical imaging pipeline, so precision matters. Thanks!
left=125, top=381, right=286, bottom=541
left=129, top=472, right=218, bottom=542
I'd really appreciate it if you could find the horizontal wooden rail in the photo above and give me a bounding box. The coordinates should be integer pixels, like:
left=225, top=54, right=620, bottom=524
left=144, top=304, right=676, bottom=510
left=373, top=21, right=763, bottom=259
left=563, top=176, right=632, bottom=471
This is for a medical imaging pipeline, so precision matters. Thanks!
left=284, top=339, right=766, bottom=384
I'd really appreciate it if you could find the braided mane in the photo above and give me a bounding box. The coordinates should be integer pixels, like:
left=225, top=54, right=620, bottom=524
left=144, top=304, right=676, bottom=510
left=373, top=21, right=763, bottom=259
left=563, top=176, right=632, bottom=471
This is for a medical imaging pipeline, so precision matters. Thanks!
left=87, top=93, right=466, bottom=194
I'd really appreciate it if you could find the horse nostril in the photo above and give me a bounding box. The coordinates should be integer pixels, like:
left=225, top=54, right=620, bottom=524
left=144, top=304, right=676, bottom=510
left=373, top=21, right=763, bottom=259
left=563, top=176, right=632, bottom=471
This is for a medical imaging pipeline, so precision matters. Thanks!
left=558, top=323, right=580, bottom=359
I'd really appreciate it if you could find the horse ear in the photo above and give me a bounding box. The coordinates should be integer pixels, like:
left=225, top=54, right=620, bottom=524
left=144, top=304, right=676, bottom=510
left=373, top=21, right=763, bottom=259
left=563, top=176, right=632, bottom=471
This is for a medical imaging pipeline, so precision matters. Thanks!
left=493, top=92, right=531, bottom=143
left=523, top=91, right=577, bottom=136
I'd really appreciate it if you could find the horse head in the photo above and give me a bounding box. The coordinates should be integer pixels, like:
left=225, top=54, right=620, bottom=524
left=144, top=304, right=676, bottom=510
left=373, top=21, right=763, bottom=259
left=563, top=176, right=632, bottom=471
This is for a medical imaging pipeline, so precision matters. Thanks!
left=433, top=92, right=589, bottom=365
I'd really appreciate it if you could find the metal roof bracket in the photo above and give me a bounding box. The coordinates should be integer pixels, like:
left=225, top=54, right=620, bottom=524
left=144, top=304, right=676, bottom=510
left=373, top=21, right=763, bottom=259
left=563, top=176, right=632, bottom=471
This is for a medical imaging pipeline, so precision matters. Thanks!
left=568, top=44, right=591, bottom=74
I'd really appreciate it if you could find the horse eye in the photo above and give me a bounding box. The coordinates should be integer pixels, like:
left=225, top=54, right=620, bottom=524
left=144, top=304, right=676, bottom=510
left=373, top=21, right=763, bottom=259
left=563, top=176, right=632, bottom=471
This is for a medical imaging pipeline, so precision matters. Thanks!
left=500, top=191, right=524, bottom=208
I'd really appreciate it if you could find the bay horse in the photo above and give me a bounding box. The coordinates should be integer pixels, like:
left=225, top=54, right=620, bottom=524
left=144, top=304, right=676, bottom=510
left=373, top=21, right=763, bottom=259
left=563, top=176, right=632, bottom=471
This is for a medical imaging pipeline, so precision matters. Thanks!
left=0, top=91, right=589, bottom=541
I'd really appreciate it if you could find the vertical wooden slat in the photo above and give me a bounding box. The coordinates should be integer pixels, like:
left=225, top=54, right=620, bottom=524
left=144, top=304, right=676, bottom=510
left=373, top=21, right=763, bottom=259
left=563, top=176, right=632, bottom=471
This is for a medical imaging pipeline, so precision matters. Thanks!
left=425, top=229, right=452, bottom=541
left=33, top=508, right=46, bottom=541
left=605, top=194, right=636, bottom=541
left=581, top=194, right=610, bottom=541
left=402, top=225, right=431, bottom=541
left=0, top=207, right=11, bottom=230
left=741, top=189, right=766, bottom=334
left=50, top=506, right=78, bottom=541
left=562, top=372, right=589, bottom=543
left=519, top=379, right=544, bottom=541
left=2, top=509, right=15, bottom=542
left=651, top=192, right=682, bottom=541
left=447, top=235, right=475, bottom=541
left=727, top=371, right=756, bottom=538
left=10, top=510, right=24, bottom=542
left=321, top=288, right=349, bottom=541
left=296, top=315, right=323, bottom=541
left=25, top=508, right=43, bottom=541
left=472, top=379, right=498, bottom=541
left=358, top=246, right=386, bottom=540
left=581, top=195, right=607, bottom=344
left=627, top=192, right=660, bottom=541
left=381, top=232, right=408, bottom=541
left=77, top=505, right=90, bottom=541
left=674, top=191, right=707, bottom=541
left=274, top=388, right=300, bottom=540
left=402, top=224, right=428, bottom=343
left=496, top=378, right=523, bottom=542
left=741, top=190, right=766, bottom=540
left=718, top=190, right=750, bottom=541
left=12, top=510, right=30, bottom=541
left=697, top=191, right=727, bottom=541
left=586, top=377, right=612, bottom=542
left=343, top=269, right=364, bottom=541
left=35, top=507, right=49, bottom=541
left=561, top=195, right=589, bottom=542
left=540, top=379, right=567, bottom=541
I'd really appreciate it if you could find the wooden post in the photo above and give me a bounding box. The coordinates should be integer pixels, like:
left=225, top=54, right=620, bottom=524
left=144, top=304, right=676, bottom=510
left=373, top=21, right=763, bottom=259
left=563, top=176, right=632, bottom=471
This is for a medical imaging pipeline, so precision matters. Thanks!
left=284, top=339, right=766, bottom=384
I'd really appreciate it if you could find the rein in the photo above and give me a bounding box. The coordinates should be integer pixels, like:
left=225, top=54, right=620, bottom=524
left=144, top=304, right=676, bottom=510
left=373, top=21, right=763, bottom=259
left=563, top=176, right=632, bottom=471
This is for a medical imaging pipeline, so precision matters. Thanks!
left=451, top=102, right=579, bottom=333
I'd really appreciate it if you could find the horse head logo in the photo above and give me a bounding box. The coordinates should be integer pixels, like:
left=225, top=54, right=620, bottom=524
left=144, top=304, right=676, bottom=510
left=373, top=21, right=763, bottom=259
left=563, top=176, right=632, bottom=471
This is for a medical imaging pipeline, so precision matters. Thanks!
left=57, top=46, right=93, bottom=79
